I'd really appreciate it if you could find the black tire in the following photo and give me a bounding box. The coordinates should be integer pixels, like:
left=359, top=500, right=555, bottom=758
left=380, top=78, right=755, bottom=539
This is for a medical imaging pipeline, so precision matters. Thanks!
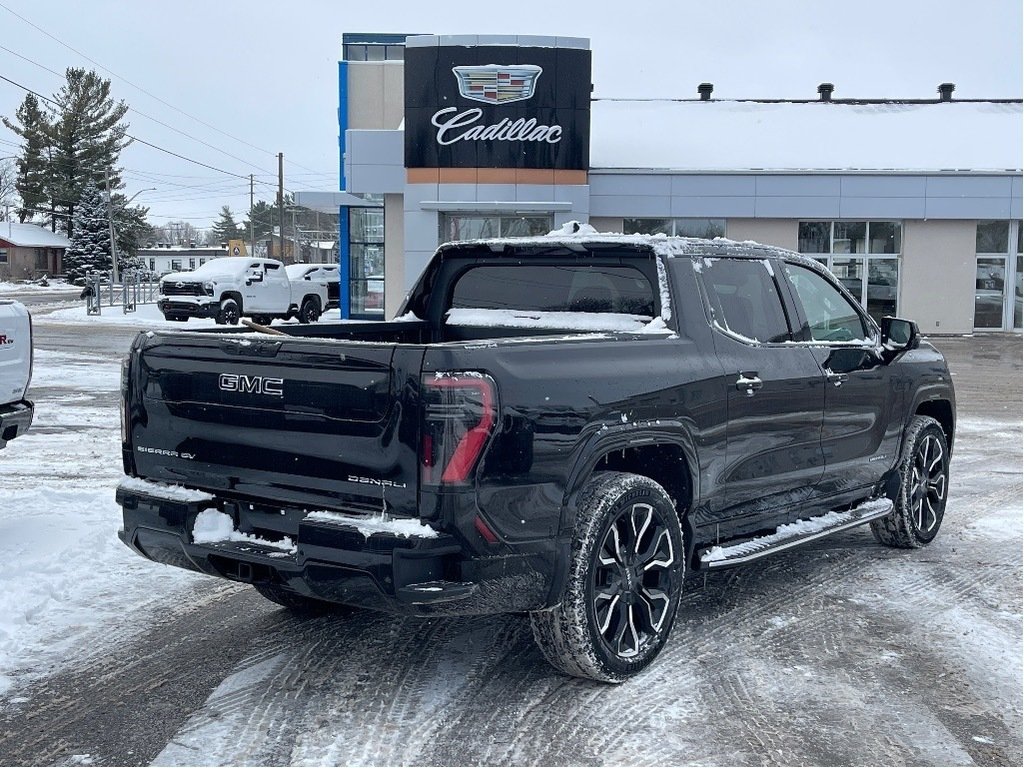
left=871, top=415, right=950, bottom=548
left=530, top=472, right=685, bottom=683
left=252, top=583, right=343, bottom=615
left=164, top=314, right=187, bottom=322
left=217, top=298, right=240, bottom=325
left=298, top=296, right=321, bottom=324
left=251, top=314, right=273, bottom=327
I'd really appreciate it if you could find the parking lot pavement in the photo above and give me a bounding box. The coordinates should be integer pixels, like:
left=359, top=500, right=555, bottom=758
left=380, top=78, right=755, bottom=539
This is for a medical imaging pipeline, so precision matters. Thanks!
left=929, top=333, right=1022, bottom=422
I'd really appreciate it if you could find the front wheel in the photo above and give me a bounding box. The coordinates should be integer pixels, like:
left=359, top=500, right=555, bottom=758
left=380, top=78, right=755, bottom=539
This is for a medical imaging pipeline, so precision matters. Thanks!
left=871, top=415, right=950, bottom=548
left=217, top=298, right=240, bottom=325
left=298, top=297, right=321, bottom=324
left=530, top=472, right=685, bottom=683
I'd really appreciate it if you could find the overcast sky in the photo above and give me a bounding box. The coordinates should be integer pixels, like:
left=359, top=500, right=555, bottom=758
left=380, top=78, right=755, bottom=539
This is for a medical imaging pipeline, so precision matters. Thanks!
left=0, top=0, right=1020, bottom=229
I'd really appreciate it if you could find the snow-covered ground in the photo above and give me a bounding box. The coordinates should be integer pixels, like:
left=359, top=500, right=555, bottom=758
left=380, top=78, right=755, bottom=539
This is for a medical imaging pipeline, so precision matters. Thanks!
left=0, top=348, right=204, bottom=696
left=0, top=280, right=79, bottom=295
left=34, top=301, right=342, bottom=329
left=0, top=311, right=1019, bottom=765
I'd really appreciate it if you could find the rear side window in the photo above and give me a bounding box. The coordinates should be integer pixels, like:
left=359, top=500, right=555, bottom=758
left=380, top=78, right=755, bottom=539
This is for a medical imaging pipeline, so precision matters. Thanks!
left=697, top=258, right=792, bottom=343
left=783, top=262, right=870, bottom=343
left=450, top=265, right=657, bottom=316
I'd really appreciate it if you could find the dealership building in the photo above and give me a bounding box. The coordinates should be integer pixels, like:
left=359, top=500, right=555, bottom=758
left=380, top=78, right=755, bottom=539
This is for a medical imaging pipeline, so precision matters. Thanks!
left=294, top=33, right=1023, bottom=333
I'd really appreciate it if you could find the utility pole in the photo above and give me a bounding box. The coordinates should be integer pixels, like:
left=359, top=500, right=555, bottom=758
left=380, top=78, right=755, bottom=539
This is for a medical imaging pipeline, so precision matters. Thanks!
left=277, top=153, right=285, bottom=262
left=105, top=167, right=120, bottom=283
left=249, top=173, right=255, bottom=256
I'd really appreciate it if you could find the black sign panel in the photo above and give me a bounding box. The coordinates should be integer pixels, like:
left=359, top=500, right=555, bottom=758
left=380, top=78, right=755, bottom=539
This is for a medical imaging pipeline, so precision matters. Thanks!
left=405, top=45, right=591, bottom=170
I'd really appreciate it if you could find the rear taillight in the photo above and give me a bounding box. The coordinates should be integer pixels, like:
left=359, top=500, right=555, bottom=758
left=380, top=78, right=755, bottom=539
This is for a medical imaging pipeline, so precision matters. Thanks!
left=120, top=356, right=130, bottom=444
left=420, top=372, right=497, bottom=486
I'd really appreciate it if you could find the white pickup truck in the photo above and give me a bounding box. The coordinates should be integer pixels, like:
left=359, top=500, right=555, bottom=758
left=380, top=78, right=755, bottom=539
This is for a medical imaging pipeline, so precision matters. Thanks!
left=156, top=257, right=329, bottom=325
left=0, top=299, right=34, bottom=449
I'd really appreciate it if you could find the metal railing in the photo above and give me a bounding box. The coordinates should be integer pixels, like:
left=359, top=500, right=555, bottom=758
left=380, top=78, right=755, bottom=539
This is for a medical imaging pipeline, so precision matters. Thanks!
left=82, top=271, right=160, bottom=315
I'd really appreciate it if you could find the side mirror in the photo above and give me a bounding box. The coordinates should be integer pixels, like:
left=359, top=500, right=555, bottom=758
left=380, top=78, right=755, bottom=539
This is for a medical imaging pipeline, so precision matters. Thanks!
left=880, top=316, right=920, bottom=361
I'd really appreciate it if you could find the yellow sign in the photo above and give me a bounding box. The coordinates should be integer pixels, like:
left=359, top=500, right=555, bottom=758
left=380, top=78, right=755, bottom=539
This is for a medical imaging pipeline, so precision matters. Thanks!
left=227, top=239, right=247, bottom=257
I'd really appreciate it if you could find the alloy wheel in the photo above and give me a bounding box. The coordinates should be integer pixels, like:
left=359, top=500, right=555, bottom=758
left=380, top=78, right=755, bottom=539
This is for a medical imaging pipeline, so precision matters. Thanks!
left=911, top=434, right=946, bottom=536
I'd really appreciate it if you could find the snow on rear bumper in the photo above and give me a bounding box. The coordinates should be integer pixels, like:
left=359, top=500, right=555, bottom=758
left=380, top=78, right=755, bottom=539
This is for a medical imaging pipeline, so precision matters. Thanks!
left=115, top=478, right=554, bottom=615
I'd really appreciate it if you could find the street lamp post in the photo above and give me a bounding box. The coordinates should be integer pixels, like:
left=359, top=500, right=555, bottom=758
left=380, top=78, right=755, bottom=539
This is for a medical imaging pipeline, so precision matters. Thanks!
left=108, top=185, right=155, bottom=283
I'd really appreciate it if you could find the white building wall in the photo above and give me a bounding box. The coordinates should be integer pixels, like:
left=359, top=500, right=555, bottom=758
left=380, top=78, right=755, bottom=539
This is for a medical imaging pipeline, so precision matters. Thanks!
left=726, top=219, right=799, bottom=251
left=900, top=220, right=977, bottom=334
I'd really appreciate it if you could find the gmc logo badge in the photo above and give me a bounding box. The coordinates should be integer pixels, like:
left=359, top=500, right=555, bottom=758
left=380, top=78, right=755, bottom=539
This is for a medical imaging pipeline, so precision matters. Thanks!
left=218, top=373, right=284, bottom=397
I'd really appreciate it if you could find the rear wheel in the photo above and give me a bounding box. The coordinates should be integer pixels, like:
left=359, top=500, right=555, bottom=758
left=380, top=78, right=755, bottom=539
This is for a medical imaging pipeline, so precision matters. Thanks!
left=871, top=415, right=949, bottom=548
left=217, top=298, right=240, bottom=325
left=298, top=296, right=321, bottom=324
left=252, top=583, right=345, bottom=614
left=530, top=472, right=685, bottom=682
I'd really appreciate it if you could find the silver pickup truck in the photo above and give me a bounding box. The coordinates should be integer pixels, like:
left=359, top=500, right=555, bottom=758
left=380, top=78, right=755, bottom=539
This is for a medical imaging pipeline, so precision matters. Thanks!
left=0, top=299, right=34, bottom=448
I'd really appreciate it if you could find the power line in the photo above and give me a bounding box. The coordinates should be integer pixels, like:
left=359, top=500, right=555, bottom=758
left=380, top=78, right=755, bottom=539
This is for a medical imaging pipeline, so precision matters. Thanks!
left=0, top=42, right=280, bottom=175
left=0, top=1, right=328, bottom=178
left=0, top=72, right=253, bottom=180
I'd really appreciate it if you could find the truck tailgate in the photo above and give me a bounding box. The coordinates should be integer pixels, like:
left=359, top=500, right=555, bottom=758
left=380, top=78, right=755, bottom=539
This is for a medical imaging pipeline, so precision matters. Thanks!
left=0, top=300, right=32, bottom=405
left=127, top=332, right=425, bottom=513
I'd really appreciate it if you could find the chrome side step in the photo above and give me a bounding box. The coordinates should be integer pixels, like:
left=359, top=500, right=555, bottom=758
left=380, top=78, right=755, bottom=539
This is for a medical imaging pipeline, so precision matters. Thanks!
left=698, top=498, right=894, bottom=570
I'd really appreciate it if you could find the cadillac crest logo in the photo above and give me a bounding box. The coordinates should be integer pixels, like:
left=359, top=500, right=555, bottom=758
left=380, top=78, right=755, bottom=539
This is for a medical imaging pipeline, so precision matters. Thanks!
left=452, top=65, right=542, bottom=105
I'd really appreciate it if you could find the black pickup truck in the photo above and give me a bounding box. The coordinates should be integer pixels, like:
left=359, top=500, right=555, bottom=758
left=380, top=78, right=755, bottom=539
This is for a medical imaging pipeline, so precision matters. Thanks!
left=116, top=232, right=955, bottom=682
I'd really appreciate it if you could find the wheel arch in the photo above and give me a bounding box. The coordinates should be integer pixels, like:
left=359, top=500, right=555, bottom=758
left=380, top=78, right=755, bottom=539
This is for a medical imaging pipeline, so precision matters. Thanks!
left=914, top=398, right=955, bottom=453
left=563, top=430, right=699, bottom=561
left=219, top=291, right=243, bottom=311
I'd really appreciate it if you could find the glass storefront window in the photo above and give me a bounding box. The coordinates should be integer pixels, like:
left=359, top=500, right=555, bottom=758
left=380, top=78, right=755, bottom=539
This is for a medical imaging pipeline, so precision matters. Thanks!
left=867, top=259, right=899, bottom=323
left=1014, top=255, right=1022, bottom=330
left=624, top=218, right=672, bottom=236
left=976, top=221, right=1009, bottom=254
left=832, top=221, right=867, bottom=254
left=440, top=214, right=552, bottom=243
left=869, top=221, right=901, bottom=254
left=798, top=222, right=830, bottom=254
left=350, top=207, right=385, bottom=318
left=623, top=218, right=724, bottom=239
left=975, top=257, right=1007, bottom=329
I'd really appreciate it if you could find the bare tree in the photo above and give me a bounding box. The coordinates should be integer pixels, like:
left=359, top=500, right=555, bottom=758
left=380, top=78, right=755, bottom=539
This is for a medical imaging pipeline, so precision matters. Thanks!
left=0, top=158, right=16, bottom=220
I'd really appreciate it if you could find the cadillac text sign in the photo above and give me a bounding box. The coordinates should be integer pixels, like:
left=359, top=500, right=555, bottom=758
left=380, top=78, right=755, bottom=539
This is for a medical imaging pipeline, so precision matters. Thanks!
left=405, top=45, right=591, bottom=170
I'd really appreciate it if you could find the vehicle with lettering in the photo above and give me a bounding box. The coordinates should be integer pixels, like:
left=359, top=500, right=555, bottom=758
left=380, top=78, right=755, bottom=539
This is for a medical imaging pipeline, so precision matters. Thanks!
left=156, top=257, right=328, bottom=325
left=0, top=299, right=34, bottom=449
left=117, top=230, right=955, bottom=682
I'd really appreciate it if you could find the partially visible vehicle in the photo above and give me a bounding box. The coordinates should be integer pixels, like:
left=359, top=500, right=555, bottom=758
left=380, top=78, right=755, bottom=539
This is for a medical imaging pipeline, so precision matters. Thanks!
left=156, top=257, right=329, bottom=325
left=285, top=263, right=340, bottom=310
left=0, top=299, right=34, bottom=448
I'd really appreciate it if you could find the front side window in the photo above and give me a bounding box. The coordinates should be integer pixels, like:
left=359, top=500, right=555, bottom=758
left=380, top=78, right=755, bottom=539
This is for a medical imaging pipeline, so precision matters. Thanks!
left=698, top=258, right=792, bottom=343
left=783, top=263, right=870, bottom=343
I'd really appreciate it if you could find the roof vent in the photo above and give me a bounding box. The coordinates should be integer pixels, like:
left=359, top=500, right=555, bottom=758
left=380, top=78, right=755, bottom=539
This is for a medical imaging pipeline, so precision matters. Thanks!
left=697, top=82, right=714, bottom=101
left=817, top=82, right=834, bottom=102
left=938, top=82, right=955, bottom=102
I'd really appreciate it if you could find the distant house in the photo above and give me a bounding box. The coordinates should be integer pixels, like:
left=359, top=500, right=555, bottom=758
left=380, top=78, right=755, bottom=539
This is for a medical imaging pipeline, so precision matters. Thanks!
left=137, top=243, right=230, bottom=275
left=0, top=222, right=69, bottom=281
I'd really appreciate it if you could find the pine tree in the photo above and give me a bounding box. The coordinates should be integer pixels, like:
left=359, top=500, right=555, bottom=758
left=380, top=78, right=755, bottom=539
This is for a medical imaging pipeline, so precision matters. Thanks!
left=63, top=184, right=112, bottom=281
left=47, top=68, right=130, bottom=236
left=1, top=93, right=52, bottom=224
left=211, top=205, right=241, bottom=243
left=112, top=200, right=153, bottom=272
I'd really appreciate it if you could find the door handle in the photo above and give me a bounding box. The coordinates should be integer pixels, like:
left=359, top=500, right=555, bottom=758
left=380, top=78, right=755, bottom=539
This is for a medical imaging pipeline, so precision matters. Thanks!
left=827, top=372, right=850, bottom=388
left=735, top=373, right=763, bottom=396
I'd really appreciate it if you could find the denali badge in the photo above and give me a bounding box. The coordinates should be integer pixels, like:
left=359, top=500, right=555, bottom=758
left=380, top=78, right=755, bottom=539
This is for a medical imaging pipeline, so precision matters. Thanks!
left=218, top=372, right=284, bottom=397
left=348, top=475, right=408, bottom=489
